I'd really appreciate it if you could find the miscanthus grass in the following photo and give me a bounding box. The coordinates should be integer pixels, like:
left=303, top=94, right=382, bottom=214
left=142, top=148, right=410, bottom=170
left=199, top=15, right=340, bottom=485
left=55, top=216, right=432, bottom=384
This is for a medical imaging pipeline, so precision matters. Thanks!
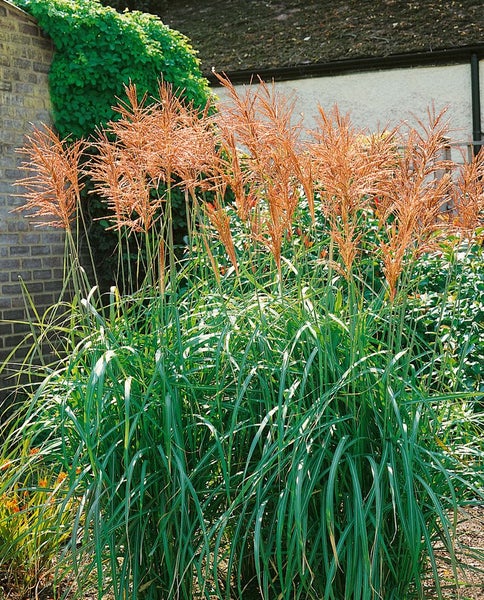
left=1, top=77, right=483, bottom=599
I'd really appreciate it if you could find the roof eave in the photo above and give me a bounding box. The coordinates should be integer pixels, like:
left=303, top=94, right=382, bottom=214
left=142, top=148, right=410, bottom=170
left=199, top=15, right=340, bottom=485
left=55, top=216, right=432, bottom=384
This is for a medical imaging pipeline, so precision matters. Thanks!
left=207, top=44, right=484, bottom=85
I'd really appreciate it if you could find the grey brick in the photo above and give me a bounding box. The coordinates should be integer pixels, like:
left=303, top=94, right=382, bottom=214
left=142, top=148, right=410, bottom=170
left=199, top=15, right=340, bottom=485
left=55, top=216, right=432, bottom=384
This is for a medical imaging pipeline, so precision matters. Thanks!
left=42, top=233, right=65, bottom=244
left=30, top=245, right=51, bottom=256
left=2, top=309, right=25, bottom=321
left=5, top=334, right=30, bottom=348
left=21, top=258, right=42, bottom=268
left=33, top=269, right=52, bottom=280
left=13, top=82, right=35, bottom=95
left=32, top=61, right=50, bottom=73
left=9, top=245, right=30, bottom=256
left=41, top=256, right=64, bottom=268
left=0, top=258, right=21, bottom=269
left=8, top=222, right=30, bottom=235
left=19, top=23, right=40, bottom=37
left=12, top=58, right=31, bottom=70
left=4, top=168, right=23, bottom=179
left=43, top=280, right=63, bottom=292
left=27, top=293, right=55, bottom=306
left=10, top=270, right=32, bottom=281
left=2, top=282, right=22, bottom=295
left=20, top=282, right=44, bottom=294
left=0, top=324, right=13, bottom=336
left=49, top=246, right=66, bottom=257
left=0, top=297, right=11, bottom=309
left=0, top=234, right=20, bottom=245
left=22, top=233, right=41, bottom=244
left=9, top=295, right=27, bottom=308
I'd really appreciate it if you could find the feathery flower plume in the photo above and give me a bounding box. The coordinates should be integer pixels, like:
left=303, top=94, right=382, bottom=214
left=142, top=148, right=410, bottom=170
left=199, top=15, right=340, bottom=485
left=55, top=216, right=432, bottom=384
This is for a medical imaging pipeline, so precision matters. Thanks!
left=377, top=110, right=456, bottom=298
left=90, top=82, right=217, bottom=233
left=310, top=108, right=396, bottom=277
left=89, top=84, right=166, bottom=233
left=449, top=150, right=484, bottom=238
left=13, top=126, right=85, bottom=230
left=205, top=200, right=239, bottom=275
left=214, top=74, right=307, bottom=276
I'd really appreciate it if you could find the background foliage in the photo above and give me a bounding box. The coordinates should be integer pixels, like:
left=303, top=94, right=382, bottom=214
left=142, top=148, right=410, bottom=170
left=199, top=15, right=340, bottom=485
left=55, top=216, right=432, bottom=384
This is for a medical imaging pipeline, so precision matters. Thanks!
left=13, top=0, right=210, bottom=140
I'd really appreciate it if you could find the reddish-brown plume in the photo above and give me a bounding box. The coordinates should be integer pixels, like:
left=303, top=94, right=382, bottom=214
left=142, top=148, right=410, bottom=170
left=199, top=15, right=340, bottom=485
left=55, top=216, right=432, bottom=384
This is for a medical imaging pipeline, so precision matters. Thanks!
left=13, top=125, right=85, bottom=230
left=12, top=79, right=483, bottom=295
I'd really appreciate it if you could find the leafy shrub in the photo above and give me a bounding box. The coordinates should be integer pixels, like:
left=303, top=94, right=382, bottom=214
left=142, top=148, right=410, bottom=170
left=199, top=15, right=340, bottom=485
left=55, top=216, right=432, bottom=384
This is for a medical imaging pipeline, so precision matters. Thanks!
left=3, top=79, right=483, bottom=599
left=409, top=240, right=484, bottom=393
left=13, top=0, right=210, bottom=140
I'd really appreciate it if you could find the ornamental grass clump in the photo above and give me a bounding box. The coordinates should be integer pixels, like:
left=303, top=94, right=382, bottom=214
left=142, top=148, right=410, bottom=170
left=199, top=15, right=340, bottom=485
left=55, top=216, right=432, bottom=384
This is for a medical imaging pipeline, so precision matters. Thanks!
left=1, top=77, right=483, bottom=600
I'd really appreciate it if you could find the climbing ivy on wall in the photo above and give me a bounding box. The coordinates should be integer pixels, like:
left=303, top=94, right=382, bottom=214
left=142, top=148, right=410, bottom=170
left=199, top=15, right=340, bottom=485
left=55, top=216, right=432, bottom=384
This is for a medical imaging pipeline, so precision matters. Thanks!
left=13, top=0, right=211, bottom=140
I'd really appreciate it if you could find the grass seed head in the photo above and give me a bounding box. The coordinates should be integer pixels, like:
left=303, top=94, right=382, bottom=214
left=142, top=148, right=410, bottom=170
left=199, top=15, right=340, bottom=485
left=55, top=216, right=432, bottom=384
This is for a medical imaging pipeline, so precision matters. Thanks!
left=13, top=126, right=85, bottom=230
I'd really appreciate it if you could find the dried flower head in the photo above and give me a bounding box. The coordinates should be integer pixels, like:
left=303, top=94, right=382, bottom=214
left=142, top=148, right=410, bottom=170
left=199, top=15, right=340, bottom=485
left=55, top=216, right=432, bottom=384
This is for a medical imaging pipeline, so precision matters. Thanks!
left=214, top=74, right=308, bottom=275
left=205, top=200, right=238, bottom=275
left=449, top=150, right=484, bottom=237
left=13, top=125, right=85, bottom=230
left=376, top=110, right=458, bottom=298
left=89, top=82, right=217, bottom=233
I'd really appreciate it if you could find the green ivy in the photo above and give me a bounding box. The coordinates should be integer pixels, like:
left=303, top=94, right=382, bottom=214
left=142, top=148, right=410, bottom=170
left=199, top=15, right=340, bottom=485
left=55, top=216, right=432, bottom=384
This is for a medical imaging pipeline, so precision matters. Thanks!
left=13, top=0, right=211, bottom=139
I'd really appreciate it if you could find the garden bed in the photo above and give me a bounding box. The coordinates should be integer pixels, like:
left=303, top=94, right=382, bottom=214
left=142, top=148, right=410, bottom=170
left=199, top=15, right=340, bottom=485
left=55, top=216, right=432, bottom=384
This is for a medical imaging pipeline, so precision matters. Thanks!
left=1, top=75, right=483, bottom=600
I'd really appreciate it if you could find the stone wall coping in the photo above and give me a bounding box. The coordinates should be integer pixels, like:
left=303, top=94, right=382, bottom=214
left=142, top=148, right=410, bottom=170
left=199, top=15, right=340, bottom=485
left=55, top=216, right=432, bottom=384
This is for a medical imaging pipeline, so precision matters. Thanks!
left=1, top=0, right=39, bottom=24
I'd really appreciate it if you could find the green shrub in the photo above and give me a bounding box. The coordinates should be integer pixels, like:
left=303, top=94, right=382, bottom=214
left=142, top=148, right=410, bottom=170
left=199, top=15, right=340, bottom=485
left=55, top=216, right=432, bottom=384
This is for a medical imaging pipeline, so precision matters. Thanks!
left=3, top=78, right=483, bottom=599
left=13, top=0, right=211, bottom=140
left=409, top=240, right=484, bottom=393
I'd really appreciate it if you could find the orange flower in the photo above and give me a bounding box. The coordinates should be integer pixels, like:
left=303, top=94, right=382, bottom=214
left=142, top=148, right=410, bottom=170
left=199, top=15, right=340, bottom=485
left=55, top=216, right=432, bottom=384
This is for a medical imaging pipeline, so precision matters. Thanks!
left=0, top=460, right=12, bottom=471
left=29, top=448, right=41, bottom=456
left=38, top=478, right=48, bottom=488
left=2, top=494, right=20, bottom=513
left=56, top=471, right=68, bottom=484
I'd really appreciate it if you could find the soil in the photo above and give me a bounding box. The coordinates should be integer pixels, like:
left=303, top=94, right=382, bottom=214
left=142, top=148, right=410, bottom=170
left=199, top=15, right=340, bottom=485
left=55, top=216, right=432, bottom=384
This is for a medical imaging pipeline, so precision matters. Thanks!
left=159, top=0, right=484, bottom=75
left=425, top=505, right=484, bottom=600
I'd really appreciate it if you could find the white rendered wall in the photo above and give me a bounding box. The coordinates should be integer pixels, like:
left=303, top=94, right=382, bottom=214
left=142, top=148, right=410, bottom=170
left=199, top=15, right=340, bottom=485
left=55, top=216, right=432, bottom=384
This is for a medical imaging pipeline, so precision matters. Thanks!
left=215, top=61, right=484, bottom=159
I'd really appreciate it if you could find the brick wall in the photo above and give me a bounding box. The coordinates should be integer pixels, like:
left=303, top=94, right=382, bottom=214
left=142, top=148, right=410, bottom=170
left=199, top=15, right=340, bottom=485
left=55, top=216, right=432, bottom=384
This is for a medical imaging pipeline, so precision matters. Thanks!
left=0, top=0, right=64, bottom=403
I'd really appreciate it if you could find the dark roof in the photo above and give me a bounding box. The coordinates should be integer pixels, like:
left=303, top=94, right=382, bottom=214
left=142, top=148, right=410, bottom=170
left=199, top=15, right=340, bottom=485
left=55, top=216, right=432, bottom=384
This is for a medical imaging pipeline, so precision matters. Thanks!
left=160, top=0, right=484, bottom=78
